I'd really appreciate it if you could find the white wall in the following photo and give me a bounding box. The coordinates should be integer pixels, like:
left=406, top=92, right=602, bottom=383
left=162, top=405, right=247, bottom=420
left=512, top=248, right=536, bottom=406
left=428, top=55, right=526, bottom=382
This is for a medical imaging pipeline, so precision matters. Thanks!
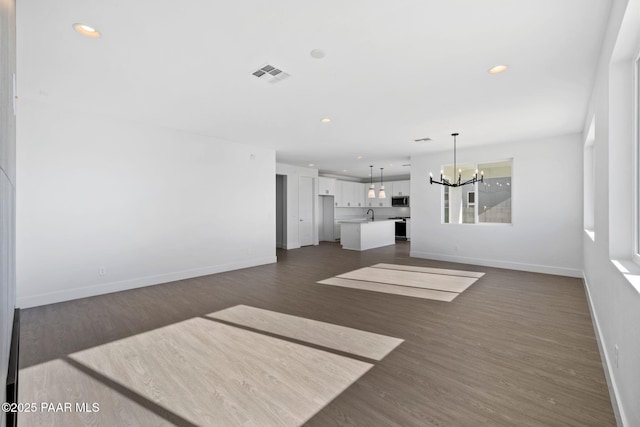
left=581, top=0, right=640, bottom=424
left=411, top=134, right=583, bottom=277
left=16, top=100, right=276, bottom=308
left=275, top=163, right=319, bottom=249
left=0, top=0, right=16, bottom=417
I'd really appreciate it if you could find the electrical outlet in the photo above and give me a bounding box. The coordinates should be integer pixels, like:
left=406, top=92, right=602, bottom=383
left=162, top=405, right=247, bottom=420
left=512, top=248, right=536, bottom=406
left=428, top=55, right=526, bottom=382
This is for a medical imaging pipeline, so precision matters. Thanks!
left=98, top=267, right=106, bottom=276
left=614, top=344, right=619, bottom=368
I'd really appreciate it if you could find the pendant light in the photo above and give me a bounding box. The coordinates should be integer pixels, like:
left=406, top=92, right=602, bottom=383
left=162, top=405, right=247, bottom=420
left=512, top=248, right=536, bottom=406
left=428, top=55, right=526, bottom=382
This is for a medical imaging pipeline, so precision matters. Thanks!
left=367, top=165, right=376, bottom=198
left=429, top=133, right=484, bottom=187
left=378, top=168, right=386, bottom=199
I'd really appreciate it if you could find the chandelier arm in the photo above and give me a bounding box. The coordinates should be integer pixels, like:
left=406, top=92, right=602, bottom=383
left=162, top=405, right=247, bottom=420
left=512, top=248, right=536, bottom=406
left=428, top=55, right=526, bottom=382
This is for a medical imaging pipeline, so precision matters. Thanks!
left=460, top=177, right=478, bottom=186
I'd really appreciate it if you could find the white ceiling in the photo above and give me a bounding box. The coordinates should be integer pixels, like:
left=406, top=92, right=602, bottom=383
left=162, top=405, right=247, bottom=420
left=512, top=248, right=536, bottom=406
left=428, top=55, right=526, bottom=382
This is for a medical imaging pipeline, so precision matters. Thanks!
left=17, top=0, right=612, bottom=178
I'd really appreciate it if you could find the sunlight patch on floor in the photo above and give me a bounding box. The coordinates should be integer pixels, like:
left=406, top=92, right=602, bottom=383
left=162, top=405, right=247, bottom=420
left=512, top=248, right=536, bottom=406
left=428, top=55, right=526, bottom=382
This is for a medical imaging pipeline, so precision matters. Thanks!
left=19, top=305, right=403, bottom=426
left=317, top=264, right=484, bottom=301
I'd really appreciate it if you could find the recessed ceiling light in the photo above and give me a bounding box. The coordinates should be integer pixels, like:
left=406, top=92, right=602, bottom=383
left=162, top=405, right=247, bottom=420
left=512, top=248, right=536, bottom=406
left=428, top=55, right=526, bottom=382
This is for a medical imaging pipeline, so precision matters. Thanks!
left=356, top=156, right=363, bottom=160
left=308, top=163, right=315, bottom=167
left=342, top=169, right=348, bottom=172
left=73, top=23, right=101, bottom=38
left=321, top=118, right=331, bottom=123
left=310, top=49, right=326, bottom=59
left=488, top=64, right=508, bottom=74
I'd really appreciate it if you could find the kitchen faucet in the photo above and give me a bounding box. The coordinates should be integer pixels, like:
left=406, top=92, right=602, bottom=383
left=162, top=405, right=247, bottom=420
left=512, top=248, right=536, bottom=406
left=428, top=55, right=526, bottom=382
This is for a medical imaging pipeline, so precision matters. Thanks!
left=366, top=209, right=375, bottom=221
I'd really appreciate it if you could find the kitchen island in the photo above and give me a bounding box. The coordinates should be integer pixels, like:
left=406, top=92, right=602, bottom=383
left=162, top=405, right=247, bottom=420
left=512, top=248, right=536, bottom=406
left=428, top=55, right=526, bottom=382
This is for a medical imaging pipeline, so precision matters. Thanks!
left=339, top=219, right=396, bottom=251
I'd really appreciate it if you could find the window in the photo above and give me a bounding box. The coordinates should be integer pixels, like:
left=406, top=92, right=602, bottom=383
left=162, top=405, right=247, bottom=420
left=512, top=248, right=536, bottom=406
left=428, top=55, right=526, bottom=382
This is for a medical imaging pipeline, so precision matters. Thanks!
left=442, top=159, right=512, bottom=224
left=584, top=117, right=595, bottom=241
left=467, top=191, right=475, bottom=207
left=442, top=163, right=476, bottom=224
left=478, top=160, right=512, bottom=223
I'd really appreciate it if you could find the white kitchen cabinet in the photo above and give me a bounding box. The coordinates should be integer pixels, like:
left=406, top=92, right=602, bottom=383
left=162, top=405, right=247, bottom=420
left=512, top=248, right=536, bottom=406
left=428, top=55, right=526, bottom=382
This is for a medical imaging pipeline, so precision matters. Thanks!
left=337, top=181, right=365, bottom=207
left=365, top=186, right=376, bottom=207
left=375, top=191, right=392, bottom=207
left=389, top=181, right=411, bottom=196
left=339, top=220, right=395, bottom=251
left=318, top=177, right=336, bottom=196
left=392, top=180, right=410, bottom=197
left=352, top=182, right=365, bottom=207
left=334, top=180, right=343, bottom=207
left=345, top=181, right=357, bottom=207
left=365, top=184, right=391, bottom=207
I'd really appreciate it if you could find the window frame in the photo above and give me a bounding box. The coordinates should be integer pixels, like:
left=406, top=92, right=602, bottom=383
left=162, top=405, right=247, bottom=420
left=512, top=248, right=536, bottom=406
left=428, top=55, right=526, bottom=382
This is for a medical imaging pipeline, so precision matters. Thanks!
left=633, top=51, right=640, bottom=265
left=440, top=158, right=513, bottom=226
left=584, top=116, right=596, bottom=242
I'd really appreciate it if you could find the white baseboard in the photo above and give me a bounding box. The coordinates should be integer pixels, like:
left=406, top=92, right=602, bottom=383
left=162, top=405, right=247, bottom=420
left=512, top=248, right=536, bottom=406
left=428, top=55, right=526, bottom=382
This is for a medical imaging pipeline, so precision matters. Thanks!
left=409, top=251, right=582, bottom=277
left=582, top=275, right=626, bottom=427
left=16, top=256, right=277, bottom=309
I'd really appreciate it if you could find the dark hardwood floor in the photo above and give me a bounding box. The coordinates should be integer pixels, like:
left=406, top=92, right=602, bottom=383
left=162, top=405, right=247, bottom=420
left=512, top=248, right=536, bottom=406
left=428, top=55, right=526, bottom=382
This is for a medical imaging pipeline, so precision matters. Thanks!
left=19, top=241, right=615, bottom=426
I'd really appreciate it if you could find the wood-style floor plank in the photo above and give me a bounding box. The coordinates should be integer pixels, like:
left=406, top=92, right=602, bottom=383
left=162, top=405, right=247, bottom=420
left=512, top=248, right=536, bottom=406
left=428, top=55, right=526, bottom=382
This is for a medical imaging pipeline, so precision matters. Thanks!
left=208, top=304, right=403, bottom=361
left=317, top=277, right=459, bottom=301
left=337, top=266, right=478, bottom=292
left=20, top=316, right=374, bottom=426
left=373, top=262, right=485, bottom=278
left=18, top=242, right=615, bottom=426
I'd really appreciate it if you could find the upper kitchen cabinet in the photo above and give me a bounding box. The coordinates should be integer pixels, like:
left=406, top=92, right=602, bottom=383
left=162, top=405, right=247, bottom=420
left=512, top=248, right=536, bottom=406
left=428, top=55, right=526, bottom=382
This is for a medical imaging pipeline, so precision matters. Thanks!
left=365, top=186, right=375, bottom=207
left=346, top=181, right=365, bottom=207
left=366, top=186, right=392, bottom=207
left=375, top=192, right=392, bottom=207
left=336, top=180, right=364, bottom=207
left=354, top=182, right=365, bottom=207
left=391, top=180, right=410, bottom=197
left=318, top=177, right=336, bottom=196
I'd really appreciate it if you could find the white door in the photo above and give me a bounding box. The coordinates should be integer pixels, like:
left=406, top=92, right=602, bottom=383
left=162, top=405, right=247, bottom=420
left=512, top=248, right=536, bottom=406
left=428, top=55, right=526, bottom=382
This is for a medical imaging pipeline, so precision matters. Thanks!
left=299, top=176, right=314, bottom=246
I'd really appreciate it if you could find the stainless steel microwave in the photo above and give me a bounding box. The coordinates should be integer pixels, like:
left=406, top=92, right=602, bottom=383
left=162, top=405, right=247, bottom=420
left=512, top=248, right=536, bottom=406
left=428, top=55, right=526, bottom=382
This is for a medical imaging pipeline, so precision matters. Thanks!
left=391, top=196, right=409, bottom=207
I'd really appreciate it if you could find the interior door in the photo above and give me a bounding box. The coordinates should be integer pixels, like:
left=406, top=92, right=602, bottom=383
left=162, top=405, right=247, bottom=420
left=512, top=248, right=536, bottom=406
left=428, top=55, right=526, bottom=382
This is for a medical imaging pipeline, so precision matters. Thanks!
left=299, top=176, right=314, bottom=246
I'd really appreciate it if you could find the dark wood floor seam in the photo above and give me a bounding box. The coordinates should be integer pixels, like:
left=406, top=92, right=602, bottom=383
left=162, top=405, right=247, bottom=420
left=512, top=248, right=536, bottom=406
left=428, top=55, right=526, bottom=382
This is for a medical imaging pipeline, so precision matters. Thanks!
left=371, top=265, right=483, bottom=279
left=329, top=276, right=461, bottom=294
left=62, top=357, right=199, bottom=427
left=200, top=316, right=383, bottom=365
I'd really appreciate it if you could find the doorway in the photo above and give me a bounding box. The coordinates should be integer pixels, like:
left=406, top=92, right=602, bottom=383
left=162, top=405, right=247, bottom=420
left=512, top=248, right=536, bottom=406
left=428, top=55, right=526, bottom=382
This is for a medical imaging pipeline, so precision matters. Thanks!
left=275, top=175, right=287, bottom=249
left=298, top=176, right=314, bottom=247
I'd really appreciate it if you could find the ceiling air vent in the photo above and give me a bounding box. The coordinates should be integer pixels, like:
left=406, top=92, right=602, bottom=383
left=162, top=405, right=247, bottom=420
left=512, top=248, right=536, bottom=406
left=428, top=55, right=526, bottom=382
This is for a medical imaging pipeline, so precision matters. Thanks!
left=252, top=64, right=291, bottom=84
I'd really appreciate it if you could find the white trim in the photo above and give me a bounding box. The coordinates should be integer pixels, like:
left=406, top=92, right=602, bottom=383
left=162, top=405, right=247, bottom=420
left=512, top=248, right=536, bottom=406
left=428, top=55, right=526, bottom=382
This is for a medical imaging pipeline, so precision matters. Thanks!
left=16, top=256, right=277, bottom=308
left=441, top=158, right=513, bottom=225
left=584, top=115, right=596, bottom=236
left=611, top=258, right=640, bottom=295
left=582, top=275, right=627, bottom=427
left=409, top=250, right=582, bottom=277
left=634, top=51, right=640, bottom=265
left=585, top=228, right=596, bottom=241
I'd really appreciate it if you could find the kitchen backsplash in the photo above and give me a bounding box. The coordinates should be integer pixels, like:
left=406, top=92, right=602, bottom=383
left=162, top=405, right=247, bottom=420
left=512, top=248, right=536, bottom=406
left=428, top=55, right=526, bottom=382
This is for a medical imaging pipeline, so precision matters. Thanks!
left=335, top=206, right=410, bottom=219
